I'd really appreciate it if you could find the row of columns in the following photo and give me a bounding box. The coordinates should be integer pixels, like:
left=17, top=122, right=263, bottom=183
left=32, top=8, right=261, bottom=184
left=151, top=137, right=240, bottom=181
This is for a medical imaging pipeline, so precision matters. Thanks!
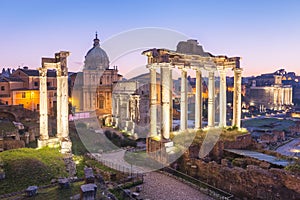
left=148, top=63, right=243, bottom=139
left=148, top=63, right=205, bottom=140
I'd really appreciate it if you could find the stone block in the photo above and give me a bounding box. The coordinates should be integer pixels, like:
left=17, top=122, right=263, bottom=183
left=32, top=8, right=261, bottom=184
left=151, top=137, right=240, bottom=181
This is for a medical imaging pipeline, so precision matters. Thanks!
left=25, top=186, right=38, bottom=197
left=84, top=167, right=95, bottom=184
left=58, top=178, right=70, bottom=189
left=80, top=184, right=97, bottom=200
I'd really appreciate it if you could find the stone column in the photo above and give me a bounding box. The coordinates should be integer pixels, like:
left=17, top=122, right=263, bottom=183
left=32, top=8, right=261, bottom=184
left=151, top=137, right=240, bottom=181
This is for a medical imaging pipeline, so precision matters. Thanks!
left=39, top=67, right=49, bottom=142
left=56, top=69, right=62, bottom=139
left=180, top=68, right=188, bottom=131
left=195, top=69, right=203, bottom=129
left=274, top=88, right=278, bottom=109
left=290, top=87, right=293, bottom=105
left=115, top=95, right=120, bottom=128
left=218, top=67, right=227, bottom=127
left=232, top=68, right=242, bottom=128
left=170, top=72, right=173, bottom=132
left=161, top=64, right=171, bottom=140
left=61, top=73, right=69, bottom=139
left=207, top=70, right=215, bottom=128
left=126, top=96, right=130, bottom=119
left=149, top=65, right=157, bottom=137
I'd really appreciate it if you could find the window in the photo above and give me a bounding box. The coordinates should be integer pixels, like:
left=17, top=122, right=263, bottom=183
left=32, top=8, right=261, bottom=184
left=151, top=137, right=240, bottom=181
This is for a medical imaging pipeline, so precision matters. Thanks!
left=37, top=104, right=39, bottom=110
left=22, top=92, right=26, bottom=98
left=5, top=101, right=8, bottom=105
left=99, top=100, right=104, bottom=109
left=0, top=86, right=4, bottom=91
left=47, top=82, right=51, bottom=87
left=34, top=82, right=38, bottom=87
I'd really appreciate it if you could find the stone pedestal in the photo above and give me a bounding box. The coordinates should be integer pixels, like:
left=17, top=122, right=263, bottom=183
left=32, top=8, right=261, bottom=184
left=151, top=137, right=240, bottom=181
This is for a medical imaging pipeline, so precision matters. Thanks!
left=61, top=140, right=72, bottom=154
left=25, top=186, right=38, bottom=197
left=37, top=139, right=48, bottom=148
left=84, top=167, right=95, bottom=184
left=58, top=178, right=70, bottom=189
left=80, top=184, right=97, bottom=200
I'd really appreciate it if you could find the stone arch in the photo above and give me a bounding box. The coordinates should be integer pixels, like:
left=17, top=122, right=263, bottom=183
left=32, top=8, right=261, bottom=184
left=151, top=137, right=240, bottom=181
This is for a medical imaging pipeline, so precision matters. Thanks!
left=0, top=111, right=18, bottom=121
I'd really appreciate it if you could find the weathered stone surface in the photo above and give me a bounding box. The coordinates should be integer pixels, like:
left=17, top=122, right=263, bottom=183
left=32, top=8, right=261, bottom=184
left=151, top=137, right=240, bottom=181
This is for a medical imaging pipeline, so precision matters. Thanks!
left=181, top=153, right=300, bottom=199
left=80, top=184, right=97, bottom=200
left=58, top=178, right=70, bottom=189
left=84, top=167, right=95, bottom=184
left=25, top=186, right=38, bottom=197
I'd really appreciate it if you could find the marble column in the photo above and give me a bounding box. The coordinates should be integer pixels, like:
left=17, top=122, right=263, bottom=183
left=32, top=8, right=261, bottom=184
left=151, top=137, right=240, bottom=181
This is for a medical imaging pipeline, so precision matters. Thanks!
left=195, top=69, right=203, bottom=129
left=290, top=88, right=293, bottom=105
left=149, top=65, right=157, bottom=137
left=218, top=67, right=227, bottom=127
left=39, top=67, right=49, bottom=141
left=207, top=70, right=215, bottom=128
left=170, top=72, right=173, bottom=132
left=161, top=64, right=171, bottom=140
left=56, top=70, right=62, bottom=139
left=274, top=88, right=278, bottom=109
left=126, top=96, right=130, bottom=119
left=232, top=68, right=242, bottom=128
left=180, top=68, right=188, bottom=131
left=61, top=73, right=69, bottom=139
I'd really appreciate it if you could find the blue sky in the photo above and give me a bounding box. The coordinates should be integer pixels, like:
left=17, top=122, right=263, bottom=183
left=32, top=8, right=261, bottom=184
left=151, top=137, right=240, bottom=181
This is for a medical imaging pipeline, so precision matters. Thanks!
left=1, top=0, right=300, bottom=76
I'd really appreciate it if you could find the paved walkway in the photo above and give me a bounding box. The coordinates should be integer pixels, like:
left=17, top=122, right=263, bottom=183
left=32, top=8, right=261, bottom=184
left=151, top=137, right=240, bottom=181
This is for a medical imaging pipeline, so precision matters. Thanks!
left=139, top=172, right=214, bottom=200
left=276, top=138, right=300, bottom=157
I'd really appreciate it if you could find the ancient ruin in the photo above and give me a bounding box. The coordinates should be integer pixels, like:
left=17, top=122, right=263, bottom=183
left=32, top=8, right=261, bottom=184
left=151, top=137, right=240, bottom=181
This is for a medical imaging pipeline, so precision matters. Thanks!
left=38, top=51, right=72, bottom=154
left=142, top=40, right=242, bottom=141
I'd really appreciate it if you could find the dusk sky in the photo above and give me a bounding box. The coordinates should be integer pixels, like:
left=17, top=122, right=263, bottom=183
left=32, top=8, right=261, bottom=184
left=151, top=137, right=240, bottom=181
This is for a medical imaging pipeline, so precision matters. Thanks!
left=1, top=0, right=300, bottom=77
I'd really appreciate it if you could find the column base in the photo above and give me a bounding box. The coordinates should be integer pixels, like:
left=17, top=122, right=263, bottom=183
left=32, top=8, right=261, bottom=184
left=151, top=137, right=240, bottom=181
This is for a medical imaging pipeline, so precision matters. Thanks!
left=37, top=139, right=48, bottom=148
left=61, top=140, right=72, bottom=154
left=146, top=137, right=174, bottom=164
left=37, top=137, right=60, bottom=149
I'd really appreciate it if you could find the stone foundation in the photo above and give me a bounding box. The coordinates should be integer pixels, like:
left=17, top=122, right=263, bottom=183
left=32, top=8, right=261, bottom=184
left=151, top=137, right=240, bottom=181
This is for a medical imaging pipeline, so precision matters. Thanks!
left=180, top=151, right=300, bottom=199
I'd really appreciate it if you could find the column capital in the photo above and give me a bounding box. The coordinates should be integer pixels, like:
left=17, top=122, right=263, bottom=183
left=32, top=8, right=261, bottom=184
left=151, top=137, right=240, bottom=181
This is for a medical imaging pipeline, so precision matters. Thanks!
left=234, top=67, right=243, bottom=74
left=38, top=67, right=48, bottom=76
left=159, top=63, right=173, bottom=68
left=217, top=65, right=227, bottom=71
left=178, top=66, right=188, bottom=72
left=204, top=65, right=217, bottom=72
left=191, top=65, right=203, bottom=71
left=146, top=63, right=159, bottom=69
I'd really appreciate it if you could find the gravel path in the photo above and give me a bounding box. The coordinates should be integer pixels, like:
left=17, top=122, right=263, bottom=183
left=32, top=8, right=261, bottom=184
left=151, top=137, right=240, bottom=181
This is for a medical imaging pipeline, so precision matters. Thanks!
left=139, top=172, right=214, bottom=200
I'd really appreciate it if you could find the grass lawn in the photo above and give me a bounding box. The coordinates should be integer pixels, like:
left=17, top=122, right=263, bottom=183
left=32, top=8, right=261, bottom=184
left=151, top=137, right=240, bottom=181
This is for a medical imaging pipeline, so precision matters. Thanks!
left=242, top=118, right=295, bottom=131
left=0, top=147, right=67, bottom=195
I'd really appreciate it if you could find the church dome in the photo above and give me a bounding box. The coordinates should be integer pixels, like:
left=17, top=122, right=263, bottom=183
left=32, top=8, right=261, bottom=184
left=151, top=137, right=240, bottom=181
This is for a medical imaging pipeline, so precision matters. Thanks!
left=84, top=33, right=109, bottom=70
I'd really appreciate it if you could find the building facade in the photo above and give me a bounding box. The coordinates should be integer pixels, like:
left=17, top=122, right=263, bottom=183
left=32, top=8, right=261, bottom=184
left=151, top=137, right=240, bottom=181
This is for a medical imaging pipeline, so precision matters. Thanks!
left=71, top=34, right=122, bottom=117
left=248, top=71, right=293, bottom=110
